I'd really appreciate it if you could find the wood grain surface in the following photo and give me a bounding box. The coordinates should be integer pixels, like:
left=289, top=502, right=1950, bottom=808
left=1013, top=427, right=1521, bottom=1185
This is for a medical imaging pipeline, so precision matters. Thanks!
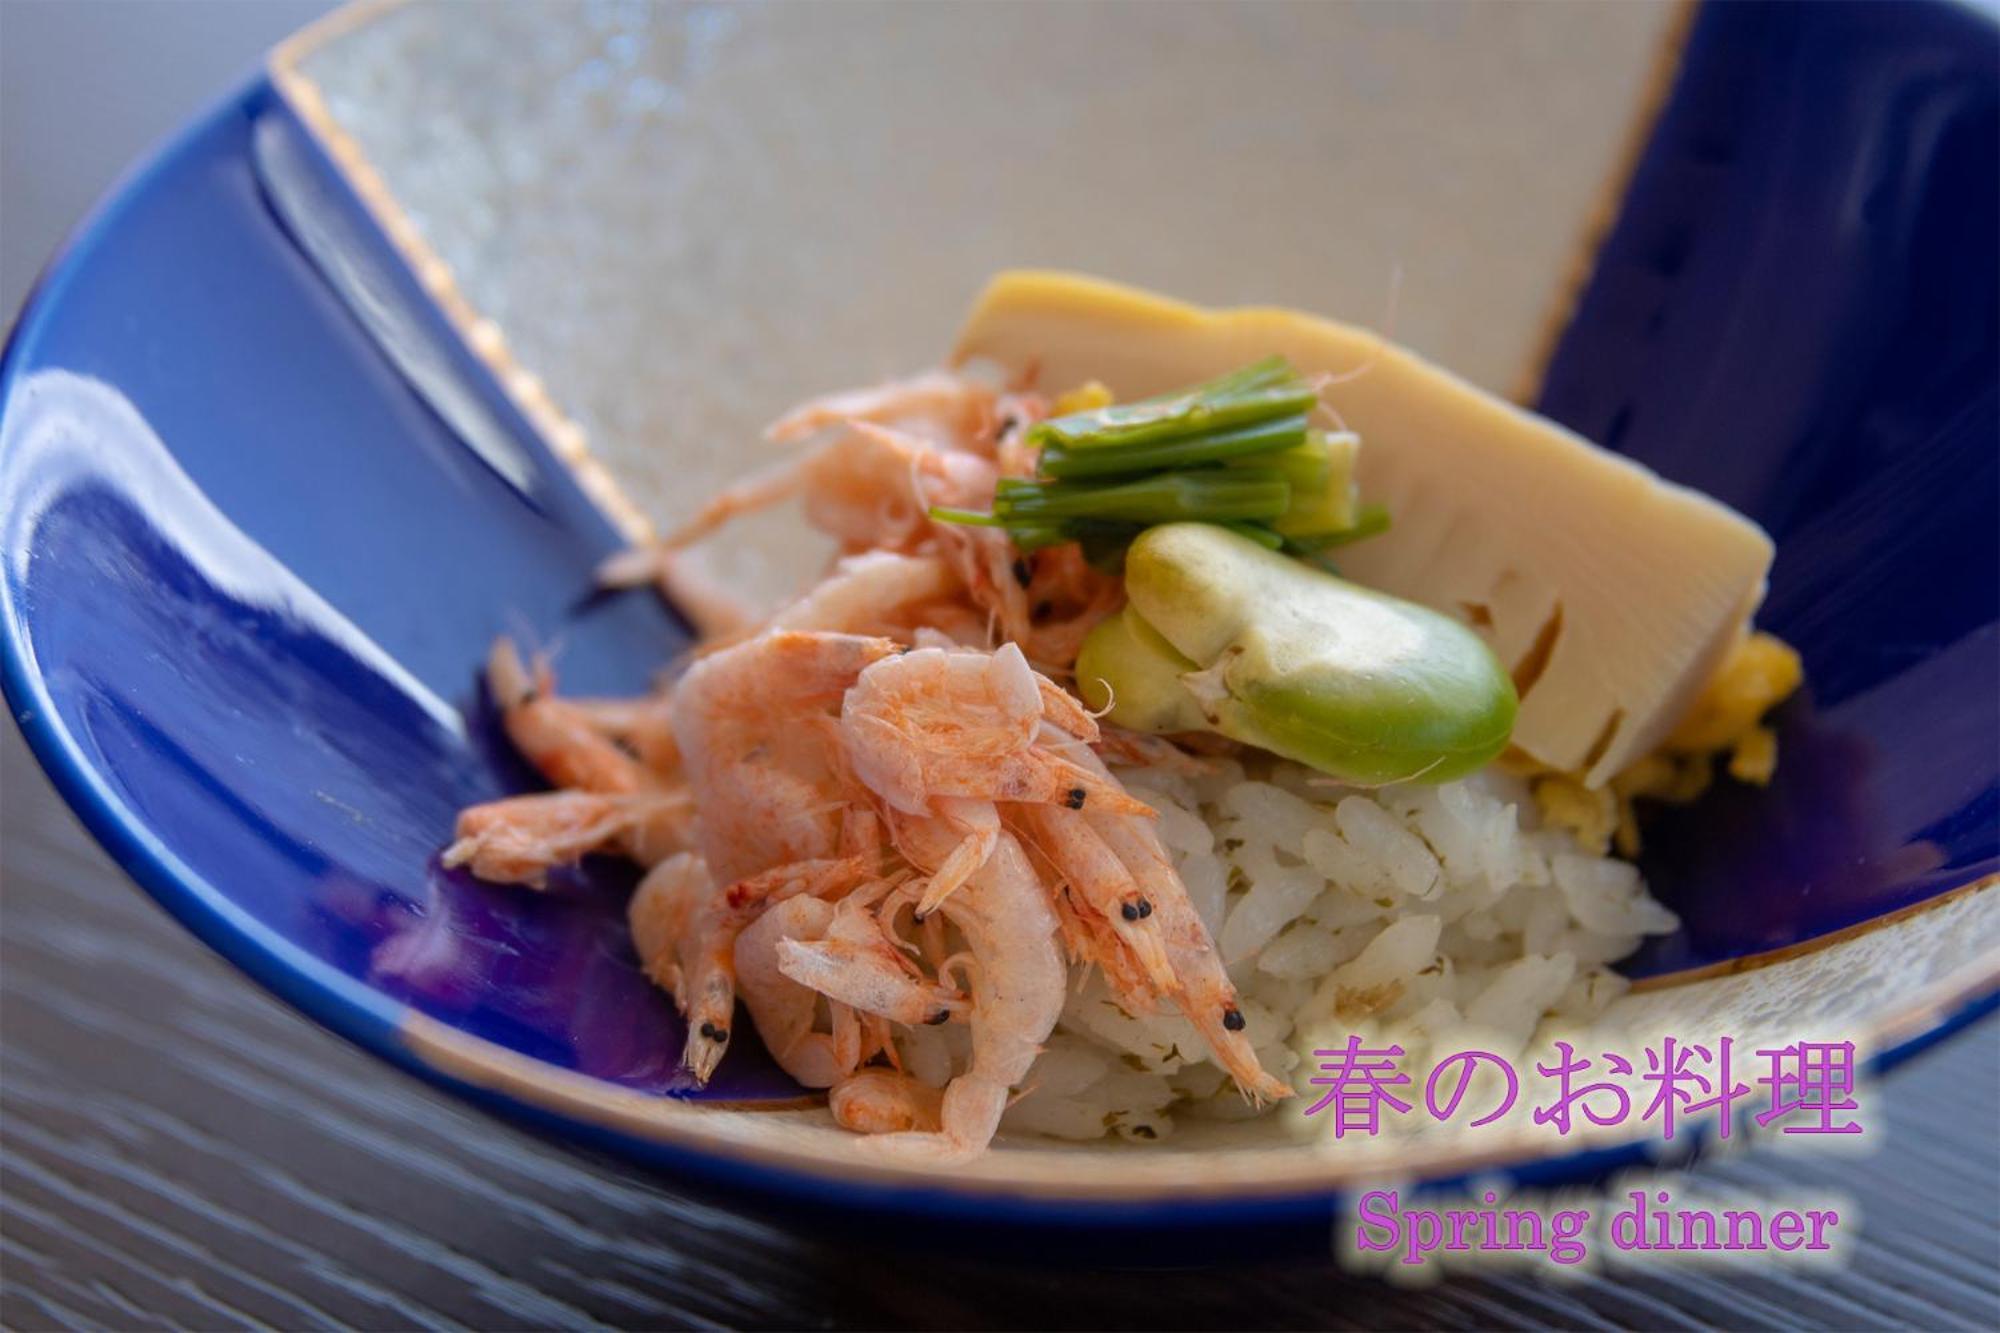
left=2, top=723, right=1996, bottom=1332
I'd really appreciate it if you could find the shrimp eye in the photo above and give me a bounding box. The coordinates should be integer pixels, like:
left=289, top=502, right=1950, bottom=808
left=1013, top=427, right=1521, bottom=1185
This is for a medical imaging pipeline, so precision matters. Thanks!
left=699, top=1022, right=730, bottom=1043
left=1135, top=898, right=1153, bottom=919
left=1120, top=902, right=1141, bottom=922
left=1221, top=1007, right=1246, bottom=1032
left=1011, top=558, right=1033, bottom=587
left=927, top=1009, right=951, bottom=1026
left=1065, top=787, right=1087, bottom=810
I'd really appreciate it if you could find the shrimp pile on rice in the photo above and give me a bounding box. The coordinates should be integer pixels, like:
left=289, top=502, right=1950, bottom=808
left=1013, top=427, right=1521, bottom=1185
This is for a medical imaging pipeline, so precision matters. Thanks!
left=446, top=371, right=1290, bottom=1160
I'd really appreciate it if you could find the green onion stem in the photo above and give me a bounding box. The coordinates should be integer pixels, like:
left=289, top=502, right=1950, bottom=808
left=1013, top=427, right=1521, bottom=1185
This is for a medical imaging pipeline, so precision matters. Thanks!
left=1038, top=413, right=1309, bottom=479
left=995, top=470, right=1292, bottom=526
left=926, top=505, right=1006, bottom=527
left=1028, top=355, right=1316, bottom=452
left=1234, top=435, right=1332, bottom=491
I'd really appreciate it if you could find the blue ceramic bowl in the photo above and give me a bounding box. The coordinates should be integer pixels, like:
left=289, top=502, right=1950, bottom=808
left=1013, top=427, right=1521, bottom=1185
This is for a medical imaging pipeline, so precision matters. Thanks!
left=3, top=0, right=1994, bottom=1262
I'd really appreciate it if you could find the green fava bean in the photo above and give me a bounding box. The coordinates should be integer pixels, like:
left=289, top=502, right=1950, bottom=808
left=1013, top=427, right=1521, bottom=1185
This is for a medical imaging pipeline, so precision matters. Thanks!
left=1077, top=523, right=1517, bottom=784
left=1075, top=604, right=1210, bottom=734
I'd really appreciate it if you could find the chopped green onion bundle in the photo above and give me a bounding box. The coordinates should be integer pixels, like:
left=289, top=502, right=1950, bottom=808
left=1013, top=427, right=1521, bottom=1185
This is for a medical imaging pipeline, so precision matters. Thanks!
left=931, top=356, right=1387, bottom=565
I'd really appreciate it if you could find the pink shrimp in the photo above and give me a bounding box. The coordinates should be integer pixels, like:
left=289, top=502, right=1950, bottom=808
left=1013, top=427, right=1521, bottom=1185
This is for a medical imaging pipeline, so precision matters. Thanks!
left=444, top=790, right=690, bottom=888
left=929, top=520, right=1034, bottom=650
left=991, top=390, right=1049, bottom=478
left=842, top=642, right=1149, bottom=820
left=849, top=824, right=1063, bottom=1160
left=773, top=882, right=964, bottom=1029
left=598, top=395, right=996, bottom=589
left=629, top=851, right=873, bottom=1082
left=486, top=639, right=653, bottom=795
left=766, top=550, right=961, bottom=637
left=1063, top=745, right=1293, bottom=1105
left=829, top=1069, right=945, bottom=1135
left=764, top=370, right=998, bottom=451
left=734, top=897, right=864, bottom=1088
left=670, top=630, right=900, bottom=884
left=1006, top=801, right=1178, bottom=998
left=881, top=800, right=1001, bottom=919
left=1038, top=865, right=1166, bottom=1014
left=634, top=458, right=806, bottom=556
left=1013, top=543, right=1125, bottom=672
left=805, top=422, right=996, bottom=554
left=649, top=550, right=763, bottom=642
left=841, top=641, right=1153, bottom=917
left=561, top=694, right=682, bottom=781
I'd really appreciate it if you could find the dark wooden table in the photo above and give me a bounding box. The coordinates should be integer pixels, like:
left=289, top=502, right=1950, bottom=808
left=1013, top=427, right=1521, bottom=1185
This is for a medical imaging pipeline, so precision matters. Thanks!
left=3, top=721, right=1996, bottom=1332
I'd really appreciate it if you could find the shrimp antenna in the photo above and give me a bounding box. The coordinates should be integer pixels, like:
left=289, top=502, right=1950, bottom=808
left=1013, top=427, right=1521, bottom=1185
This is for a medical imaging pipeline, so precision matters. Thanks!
left=496, top=613, right=567, bottom=689
left=1315, top=261, right=1405, bottom=394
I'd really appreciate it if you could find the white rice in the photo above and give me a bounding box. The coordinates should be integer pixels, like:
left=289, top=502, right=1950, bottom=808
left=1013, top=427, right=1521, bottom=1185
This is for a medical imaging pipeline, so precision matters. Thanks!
left=982, top=756, right=1680, bottom=1143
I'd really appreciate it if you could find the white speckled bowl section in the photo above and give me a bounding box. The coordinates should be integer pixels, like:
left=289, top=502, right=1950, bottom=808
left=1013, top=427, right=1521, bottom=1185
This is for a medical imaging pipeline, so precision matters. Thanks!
left=285, top=0, right=1680, bottom=603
